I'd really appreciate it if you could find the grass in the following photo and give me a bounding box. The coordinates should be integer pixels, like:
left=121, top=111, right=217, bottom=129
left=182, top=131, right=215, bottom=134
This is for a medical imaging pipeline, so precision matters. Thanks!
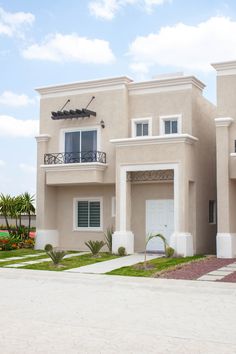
left=21, top=252, right=118, bottom=271
left=107, top=255, right=205, bottom=277
left=0, top=231, right=9, bottom=237
left=0, top=249, right=44, bottom=259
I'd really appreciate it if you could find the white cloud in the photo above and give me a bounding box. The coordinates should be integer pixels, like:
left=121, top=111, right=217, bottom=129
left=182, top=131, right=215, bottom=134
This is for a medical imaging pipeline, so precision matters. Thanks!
left=0, top=115, right=39, bottom=138
left=0, top=160, right=5, bottom=167
left=0, top=7, right=34, bottom=37
left=19, top=163, right=36, bottom=174
left=129, top=16, right=236, bottom=74
left=22, top=33, right=115, bottom=63
left=0, top=91, right=35, bottom=107
left=89, top=0, right=170, bottom=20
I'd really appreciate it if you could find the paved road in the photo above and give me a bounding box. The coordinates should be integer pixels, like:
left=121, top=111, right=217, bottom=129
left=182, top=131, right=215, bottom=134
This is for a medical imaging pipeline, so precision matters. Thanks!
left=0, top=268, right=236, bottom=354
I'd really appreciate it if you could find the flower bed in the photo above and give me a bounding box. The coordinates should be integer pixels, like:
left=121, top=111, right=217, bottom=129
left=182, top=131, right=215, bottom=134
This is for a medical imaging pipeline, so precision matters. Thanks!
left=0, top=230, right=35, bottom=250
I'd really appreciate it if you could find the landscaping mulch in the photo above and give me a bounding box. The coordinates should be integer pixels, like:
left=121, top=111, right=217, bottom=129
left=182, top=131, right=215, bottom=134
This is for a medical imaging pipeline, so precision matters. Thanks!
left=218, top=271, right=236, bottom=283
left=159, top=256, right=236, bottom=280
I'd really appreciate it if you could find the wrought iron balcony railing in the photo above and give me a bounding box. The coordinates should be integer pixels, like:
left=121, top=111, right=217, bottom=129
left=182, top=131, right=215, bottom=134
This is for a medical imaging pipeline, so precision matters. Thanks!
left=44, top=151, right=106, bottom=165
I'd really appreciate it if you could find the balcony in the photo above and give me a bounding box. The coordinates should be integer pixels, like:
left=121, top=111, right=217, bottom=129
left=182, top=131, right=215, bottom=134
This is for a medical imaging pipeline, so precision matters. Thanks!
left=42, top=151, right=107, bottom=185
left=44, top=151, right=106, bottom=165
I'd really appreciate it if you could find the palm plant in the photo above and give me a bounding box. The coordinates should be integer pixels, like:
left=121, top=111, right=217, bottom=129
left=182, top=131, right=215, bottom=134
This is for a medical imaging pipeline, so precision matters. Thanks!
left=85, top=240, right=105, bottom=257
left=0, top=194, right=13, bottom=234
left=144, top=233, right=168, bottom=268
left=20, top=192, right=35, bottom=238
left=104, top=226, right=114, bottom=253
left=44, top=244, right=66, bottom=267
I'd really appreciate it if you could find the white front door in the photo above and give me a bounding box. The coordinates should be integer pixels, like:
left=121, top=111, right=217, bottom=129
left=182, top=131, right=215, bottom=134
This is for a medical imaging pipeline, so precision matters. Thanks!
left=146, top=199, right=174, bottom=252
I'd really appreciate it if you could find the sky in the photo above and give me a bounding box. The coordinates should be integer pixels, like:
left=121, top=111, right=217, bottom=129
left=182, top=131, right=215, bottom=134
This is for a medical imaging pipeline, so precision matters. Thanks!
left=1, top=0, right=236, bottom=196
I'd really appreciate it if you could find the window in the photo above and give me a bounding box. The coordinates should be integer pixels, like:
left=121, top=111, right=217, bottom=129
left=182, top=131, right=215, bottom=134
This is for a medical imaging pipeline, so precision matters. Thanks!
left=131, top=118, right=152, bottom=137
left=160, top=115, right=182, bottom=135
left=209, top=200, right=216, bottom=224
left=136, top=122, right=149, bottom=136
left=74, top=198, right=102, bottom=231
left=164, top=119, right=178, bottom=134
left=112, top=197, right=116, bottom=217
left=65, top=129, right=97, bottom=162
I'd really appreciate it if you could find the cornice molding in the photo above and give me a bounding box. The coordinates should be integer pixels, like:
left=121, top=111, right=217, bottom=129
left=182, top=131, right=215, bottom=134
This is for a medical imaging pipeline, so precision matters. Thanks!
left=41, top=162, right=108, bottom=172
left=35, top=76, right=133, bottom=98
left=35, top=134, right=51, bottom=143
left=211, top=61, right=236, bottom=76
left=110, top=134, right=198, bottom=147
left=215, top=117, right=234, bottom=127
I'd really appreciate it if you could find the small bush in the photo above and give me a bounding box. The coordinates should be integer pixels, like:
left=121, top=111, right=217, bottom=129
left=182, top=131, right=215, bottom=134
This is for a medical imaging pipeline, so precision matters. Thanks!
left=118, top=246, right=126, bottom=256
left=85, top=240, right=105, bottom=257
left=45, top=244, right=53, bottom=252
left=104, top=226, right=114, bottom=253
left=44, top=244, right=66, bottom=266
left=165, top=246, right=175, bottom=258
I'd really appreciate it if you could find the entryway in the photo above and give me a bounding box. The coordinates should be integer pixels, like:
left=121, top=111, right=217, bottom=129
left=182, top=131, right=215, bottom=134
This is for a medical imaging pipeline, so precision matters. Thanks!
left=146, top=199, right=174, bottom=252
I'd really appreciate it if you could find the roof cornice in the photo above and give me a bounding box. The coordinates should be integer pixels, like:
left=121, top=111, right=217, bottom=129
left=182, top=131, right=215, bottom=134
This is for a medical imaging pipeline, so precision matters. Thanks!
left=211, top=60, right=236, bottom=76
left=128, top=76, right=205, bottom=95
left=35, top=76, right=133, bottom=97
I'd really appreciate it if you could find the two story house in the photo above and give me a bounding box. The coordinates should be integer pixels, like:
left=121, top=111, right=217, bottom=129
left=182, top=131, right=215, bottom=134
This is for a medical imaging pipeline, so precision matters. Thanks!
left=35, top=73, right=216, bottom=257
left=213, top=60, right=236, bottom=258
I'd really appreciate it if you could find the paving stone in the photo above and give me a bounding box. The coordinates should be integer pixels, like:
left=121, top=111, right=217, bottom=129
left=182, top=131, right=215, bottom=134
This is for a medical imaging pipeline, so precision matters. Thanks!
left=207, top=270, right=233, bottom=276
left=0, top=253, right=46, bottom=263
left=197, top=274, right=225, bottom=281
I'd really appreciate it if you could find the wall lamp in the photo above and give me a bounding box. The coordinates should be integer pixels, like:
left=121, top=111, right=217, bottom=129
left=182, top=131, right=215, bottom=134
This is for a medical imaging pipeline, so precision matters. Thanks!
left=100, top=120, right=105, bottom=129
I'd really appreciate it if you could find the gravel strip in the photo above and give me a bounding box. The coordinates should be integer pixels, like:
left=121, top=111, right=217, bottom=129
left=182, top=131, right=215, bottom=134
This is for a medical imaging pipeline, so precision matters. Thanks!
left=159, top=257, right=236, bottom=280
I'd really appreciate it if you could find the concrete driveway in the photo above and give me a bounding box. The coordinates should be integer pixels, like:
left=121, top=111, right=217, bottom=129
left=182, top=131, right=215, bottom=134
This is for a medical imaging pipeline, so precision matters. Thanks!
left=0, top=269, right=236, bottom=354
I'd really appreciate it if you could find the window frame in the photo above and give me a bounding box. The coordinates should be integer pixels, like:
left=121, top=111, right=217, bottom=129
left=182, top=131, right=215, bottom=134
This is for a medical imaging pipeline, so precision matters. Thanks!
left=209, top=200, right=216, bottom=225
left=160, top=114, right=182, bottom=135
left=60, top=126, right=101, bottom=154
left=73, top=197, right=103, bottom=231
left=131, top=117, right=152, bottom=138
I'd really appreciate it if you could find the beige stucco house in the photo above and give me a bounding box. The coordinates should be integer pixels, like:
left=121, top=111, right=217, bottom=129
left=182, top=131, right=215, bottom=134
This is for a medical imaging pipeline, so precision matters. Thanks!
left=213, top=60, right=236, bottom=258
left=35, top=72, right=216, bottom=256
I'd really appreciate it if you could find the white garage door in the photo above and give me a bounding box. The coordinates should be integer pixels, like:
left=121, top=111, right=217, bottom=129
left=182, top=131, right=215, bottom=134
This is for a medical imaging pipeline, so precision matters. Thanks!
left=146, top=199, right=174, bottom=252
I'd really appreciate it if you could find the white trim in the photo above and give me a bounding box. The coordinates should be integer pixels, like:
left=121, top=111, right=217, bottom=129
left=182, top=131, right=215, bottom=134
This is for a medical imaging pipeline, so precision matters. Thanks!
left=215, top=117, right=234, bottom=127
left=230, top=153, right=236, bottom=157
left=41, top=162, right=107, bottom=172
left=119, top=163, right=179, bottom=234
left=59, top=125, right=101, bottom=153
left=160, top=114, right=182, bottom=135
left=212, top=61, right=236, bottom=76
left=35, top=134, right=51, bottom=143
left=35, top=230, right=59, bottom=249
left=110, top=134, right=198, bottom=147
left=36, top=76, right=132, bottom=98
left=217, top=233, right=236, bottom=258
left=112, top=196, right=116, bottom=218
left=73, top=197, right=103, bottom=232
left=131, top=117, right=152, bottom=137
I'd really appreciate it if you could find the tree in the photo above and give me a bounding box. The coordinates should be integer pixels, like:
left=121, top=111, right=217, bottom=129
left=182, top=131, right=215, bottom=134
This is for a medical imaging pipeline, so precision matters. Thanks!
left=0, top=193, right=12, bottom=234
left=19, top=192, right=35, bottom=238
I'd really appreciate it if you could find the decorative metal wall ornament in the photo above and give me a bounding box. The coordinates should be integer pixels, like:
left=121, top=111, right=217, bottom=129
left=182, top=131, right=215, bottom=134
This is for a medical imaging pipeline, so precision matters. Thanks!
left=44, top=151, right=106, bottom=165
left=126, top=169, right=174, bottom=182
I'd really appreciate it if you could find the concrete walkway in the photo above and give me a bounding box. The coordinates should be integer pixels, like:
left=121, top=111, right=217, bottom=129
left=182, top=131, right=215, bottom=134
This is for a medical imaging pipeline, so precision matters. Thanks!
left=198, top=261, right=236, bottom=281
left=5, top=252, right=88, bottom=268
left=1, top=268, right=236, bottom=353
left=66, top=253, right=161, bottom=274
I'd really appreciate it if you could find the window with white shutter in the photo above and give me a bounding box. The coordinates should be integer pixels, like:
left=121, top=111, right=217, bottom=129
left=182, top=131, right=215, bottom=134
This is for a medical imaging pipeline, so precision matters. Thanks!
left=74, top=198, right=102, bottom=230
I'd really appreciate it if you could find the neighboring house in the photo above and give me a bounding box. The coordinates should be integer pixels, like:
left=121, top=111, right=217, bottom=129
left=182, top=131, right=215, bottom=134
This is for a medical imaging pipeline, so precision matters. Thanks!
left=35, top=73, right=216, bottom=256
left=213, top=60, right=236, bottom=258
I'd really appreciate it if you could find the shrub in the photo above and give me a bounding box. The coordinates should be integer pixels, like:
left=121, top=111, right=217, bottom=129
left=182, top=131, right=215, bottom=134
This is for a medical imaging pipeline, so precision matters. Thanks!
left=104, top=226, right=114, bottom=253
left=165, top=246, right=175, bottom=258
left=118, top=246, right=126, bottom=256
left=85, top=240, right=105, bottom=257
left=44, top=244, right=66, bottom=266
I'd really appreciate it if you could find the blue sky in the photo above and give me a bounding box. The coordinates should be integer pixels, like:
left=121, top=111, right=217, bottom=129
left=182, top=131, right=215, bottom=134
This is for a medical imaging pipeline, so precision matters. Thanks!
left=1, top=0, right=236, bottom=196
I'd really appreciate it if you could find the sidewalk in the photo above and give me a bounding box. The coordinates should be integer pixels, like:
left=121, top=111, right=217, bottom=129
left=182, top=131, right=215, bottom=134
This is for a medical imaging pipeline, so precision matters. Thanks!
left=66, top=253, right=161, bottom=274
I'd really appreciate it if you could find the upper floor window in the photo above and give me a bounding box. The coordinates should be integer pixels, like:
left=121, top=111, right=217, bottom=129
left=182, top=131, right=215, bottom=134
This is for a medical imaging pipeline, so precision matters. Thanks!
left=132, top=117, right=152, bottom=138
left=160, top=115, right=182, bottom=135
left=60, top=127, right=101, bottom=163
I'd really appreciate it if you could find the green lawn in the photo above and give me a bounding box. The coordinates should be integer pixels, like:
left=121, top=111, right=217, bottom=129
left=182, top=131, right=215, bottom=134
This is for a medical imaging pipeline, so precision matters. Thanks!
left=0, top=231, right=9, bottom=237
left=21, top=252, right=119, bottom=271
left=107, top=255, right=204, bottom=277
left=0, top=249, right=44, bottom=259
